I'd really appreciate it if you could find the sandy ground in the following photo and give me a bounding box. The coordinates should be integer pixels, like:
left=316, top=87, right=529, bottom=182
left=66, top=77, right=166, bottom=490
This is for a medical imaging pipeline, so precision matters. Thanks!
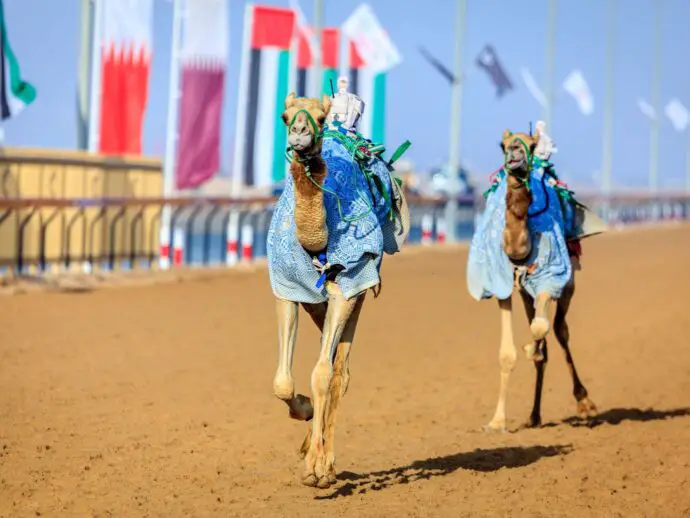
left=1, top=224, right=690, bottom=517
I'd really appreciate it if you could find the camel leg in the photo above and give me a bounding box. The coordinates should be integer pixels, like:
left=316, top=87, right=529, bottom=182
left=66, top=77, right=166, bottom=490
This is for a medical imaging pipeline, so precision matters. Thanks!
left=273, top=298, right=312, bottom=421
left=484, top=296, right=517, bottom=433
left=519, top=289, right=548, bottom=428
left=320, top=292, right=365, bottom=484
left=530, top=291, right=552, bottom=340
left=302, top=282, right=361, bottom=488
left=553, top=278, right=598, bottom=419
left=296, top=302, right=327, bottom=456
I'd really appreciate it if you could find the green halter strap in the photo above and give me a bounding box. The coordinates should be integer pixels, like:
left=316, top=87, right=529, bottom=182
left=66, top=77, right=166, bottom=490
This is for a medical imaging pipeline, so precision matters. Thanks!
left=288, top=108, right=322, bottom=141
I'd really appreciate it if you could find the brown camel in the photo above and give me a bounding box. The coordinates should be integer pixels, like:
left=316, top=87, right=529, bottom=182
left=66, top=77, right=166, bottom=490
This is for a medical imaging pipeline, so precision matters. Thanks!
left=483, top=129, right=598, bottom=432
left=271, top=92, right=382, bottom=489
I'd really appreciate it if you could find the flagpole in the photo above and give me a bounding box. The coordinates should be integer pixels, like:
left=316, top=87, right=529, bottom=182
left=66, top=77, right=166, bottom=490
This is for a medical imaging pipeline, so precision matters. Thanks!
left=160, top=0, right=184, bottom=266
left=544, top=0, right=556, bottom=129
left=312, top=0, right=323, bottom=96
left=601, top=0, right=616, bottom=198
left=649, top=0, right=662, bottom=195
left=78, top=0, right=92, bottom=150
left=86, top=0, right=103, bottom=153
left=444, top=0, right=466, bottom=244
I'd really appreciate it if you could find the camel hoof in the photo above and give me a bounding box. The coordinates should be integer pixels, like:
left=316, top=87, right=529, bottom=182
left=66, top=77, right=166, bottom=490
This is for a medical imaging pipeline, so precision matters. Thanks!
left=289, top=394, right=314, bottom=421
left=530, top=316, right=550, bottom=340
left=316, top=476, right=332, bottom=489
left=577, top=397, right=598, bottom=419
left=301, top=473, right=318, bottom=487
left=523, top=342, right=544, bottom=362
left=327, top=471, right=337, bottom=485
left=524, top=415, right=542, bottom=428
left=482, top=423, right=507, bottom=434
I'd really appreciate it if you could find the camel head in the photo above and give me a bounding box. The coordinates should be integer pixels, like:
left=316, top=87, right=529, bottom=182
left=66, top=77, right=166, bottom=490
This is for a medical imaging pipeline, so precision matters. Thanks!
left=500, top=129, right=540, bottom=178
left=282, top=92, right=332, bottom=156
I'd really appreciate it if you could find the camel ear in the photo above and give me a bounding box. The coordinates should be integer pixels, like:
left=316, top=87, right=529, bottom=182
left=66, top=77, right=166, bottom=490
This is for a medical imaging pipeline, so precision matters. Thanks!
left=529, top=134, right=540, bottom=154
left=321, top=94, right=331, bottom=116
left=502, top=129, right=513, bottom=141
left=284, top=92, right=297, bottom=109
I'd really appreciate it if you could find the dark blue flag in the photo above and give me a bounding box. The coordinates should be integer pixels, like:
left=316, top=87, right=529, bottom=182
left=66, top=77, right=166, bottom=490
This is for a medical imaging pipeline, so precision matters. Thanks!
left=475, top=45, right=513, bottom=98
left=418, top=46, right=457, bottom=85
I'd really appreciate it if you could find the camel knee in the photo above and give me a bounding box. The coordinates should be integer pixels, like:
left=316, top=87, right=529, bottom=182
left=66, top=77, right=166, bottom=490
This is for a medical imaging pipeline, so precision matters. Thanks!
left=273, top=373, right=294, bottom=401
left=311, top=361, right=333, bottom=398
left=499, top=349, right=517, bottom=373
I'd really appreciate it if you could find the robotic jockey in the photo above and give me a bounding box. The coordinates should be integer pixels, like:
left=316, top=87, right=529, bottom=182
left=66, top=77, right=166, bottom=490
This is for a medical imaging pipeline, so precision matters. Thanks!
left=326, top=76, right=365, bottom=133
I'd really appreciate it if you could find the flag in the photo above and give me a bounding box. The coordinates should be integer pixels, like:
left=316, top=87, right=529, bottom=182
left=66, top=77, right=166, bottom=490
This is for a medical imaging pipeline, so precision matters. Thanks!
left=637, top=97, right=657, bottom=120
left=341, top=5, right=400, bottom=145
left=520, top=67, right=547, bottom=109
left=475, top=45, right=513, bottom=98
left=288, top=0, right=314, bottom=97
left=342, top=4, right=401, bottom=74
left=174, top=0, right=228, bottom=190
left=664, top=98, right=689, bottom=132
left=0, top=0, right=36, bottom=120
left=233, top=4, right=295, bottom=188
left=321, top=28, right=340, bottom=96
left=97, top=0, right=153, bottom=155
left=562, top=69, right=593, bottom=115
left=419, top=46, right=455, bottom=85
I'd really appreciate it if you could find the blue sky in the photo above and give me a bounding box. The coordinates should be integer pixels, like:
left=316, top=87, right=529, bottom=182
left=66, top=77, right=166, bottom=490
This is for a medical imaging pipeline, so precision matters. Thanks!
left=3, top=0, right=690, bottom=191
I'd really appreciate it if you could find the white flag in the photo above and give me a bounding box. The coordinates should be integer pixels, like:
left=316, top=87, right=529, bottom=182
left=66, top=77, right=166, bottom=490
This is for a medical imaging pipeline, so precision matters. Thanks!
left=665, top=98, right=689, bottom=132
left=562, top=69, right=594, bottom=115
left=342, top=4, right=402, bottom=74
left=520, top=67, right=547, bottom=109
left=637, top=97, right=657, bottom=120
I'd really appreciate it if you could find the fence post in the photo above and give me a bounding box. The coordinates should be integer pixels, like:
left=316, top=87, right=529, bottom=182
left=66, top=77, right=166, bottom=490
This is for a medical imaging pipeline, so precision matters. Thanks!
left=226, top=212, right=240, bottom=266
left=421, top=213, right=433, bottom=245
left=159, top=225, right=171, bottom=269
left=241, top=221, right=254, bottom=262
left=172, top=227, right=185, bottom=267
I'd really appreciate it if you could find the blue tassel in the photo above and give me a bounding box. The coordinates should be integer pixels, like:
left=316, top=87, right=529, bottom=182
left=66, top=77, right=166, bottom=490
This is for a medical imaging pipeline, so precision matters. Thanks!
left=315, top=253, right=328, bottom=289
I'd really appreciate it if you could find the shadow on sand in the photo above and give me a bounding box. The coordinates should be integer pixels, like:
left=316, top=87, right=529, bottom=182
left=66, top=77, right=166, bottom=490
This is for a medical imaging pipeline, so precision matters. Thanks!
left=316, top=443, right=573, bottom=500
left=559, top=406, right=690, bottom=429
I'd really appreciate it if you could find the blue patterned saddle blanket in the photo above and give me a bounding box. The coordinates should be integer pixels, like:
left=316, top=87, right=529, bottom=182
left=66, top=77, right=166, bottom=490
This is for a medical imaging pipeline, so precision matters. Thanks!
left=267, top=134, right=405, bottom=303
left=466, top=159, right=603, bottom=302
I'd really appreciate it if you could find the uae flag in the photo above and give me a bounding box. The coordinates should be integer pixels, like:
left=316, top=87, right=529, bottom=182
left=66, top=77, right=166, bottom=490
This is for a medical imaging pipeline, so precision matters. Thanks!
left=175, top=0, right=228, bottom=190
left=0, top=0, right=36, bottom=120
left=290, top=25, right=340, bottom=99
left=343, top=40, right=386, bottom=144
left=97, top=0, right=153, bottom=155
left=320, top=28, right=340, bottom=96
left=233, top=4, right=295, bottom=188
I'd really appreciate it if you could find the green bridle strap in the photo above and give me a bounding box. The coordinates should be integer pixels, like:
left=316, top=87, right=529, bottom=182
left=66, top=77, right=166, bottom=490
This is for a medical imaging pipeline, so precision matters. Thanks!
left=288, top=108, right=322, bottom=141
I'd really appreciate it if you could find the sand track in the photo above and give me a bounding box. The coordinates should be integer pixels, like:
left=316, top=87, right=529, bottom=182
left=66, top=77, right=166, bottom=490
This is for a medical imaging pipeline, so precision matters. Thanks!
left=2, top=224, right=690, bottom=517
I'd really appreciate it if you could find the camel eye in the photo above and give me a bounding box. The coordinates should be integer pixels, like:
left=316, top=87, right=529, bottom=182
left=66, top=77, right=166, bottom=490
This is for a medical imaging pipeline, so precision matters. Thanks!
left=281, top=113, right=289, bottom=125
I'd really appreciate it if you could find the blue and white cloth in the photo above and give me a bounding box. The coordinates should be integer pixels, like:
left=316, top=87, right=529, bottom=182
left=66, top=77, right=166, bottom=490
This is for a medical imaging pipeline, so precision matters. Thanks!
left=267, top=135, right=401, bottom=303
left=467, top=164, right=573, bottom=301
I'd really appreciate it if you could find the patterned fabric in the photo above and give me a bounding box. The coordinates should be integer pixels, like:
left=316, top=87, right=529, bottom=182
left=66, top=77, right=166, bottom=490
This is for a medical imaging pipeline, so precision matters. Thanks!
left=267, top=135, right=400, bottom=303
left=467, top=163, right=573, bottom=301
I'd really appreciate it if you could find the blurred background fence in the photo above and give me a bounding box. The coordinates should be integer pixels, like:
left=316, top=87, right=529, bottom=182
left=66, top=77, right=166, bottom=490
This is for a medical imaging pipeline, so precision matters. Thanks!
left=1, top=148, right=688, bottom=278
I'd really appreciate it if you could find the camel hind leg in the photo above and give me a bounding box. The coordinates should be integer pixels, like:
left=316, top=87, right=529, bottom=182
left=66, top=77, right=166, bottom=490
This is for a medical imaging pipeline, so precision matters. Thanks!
left=553, top=278, right=598, bottom=420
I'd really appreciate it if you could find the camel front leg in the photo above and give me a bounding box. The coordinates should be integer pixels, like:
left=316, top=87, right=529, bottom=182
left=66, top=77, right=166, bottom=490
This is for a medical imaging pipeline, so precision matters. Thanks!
left=273, top=298, right=313, bottom=421
left=484, top=296, right=517, bottom=433
left=520, top=289, right=548, bottom=428
left=302, top=282, right=360, bottom=489
left=321, top=292, right=365, bottom=484
left=530, top=292, right=552, bottom=340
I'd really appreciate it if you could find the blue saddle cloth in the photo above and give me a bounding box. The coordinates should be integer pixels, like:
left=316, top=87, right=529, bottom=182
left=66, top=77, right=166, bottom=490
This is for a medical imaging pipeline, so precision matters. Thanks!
left=467, top=159, right=575, bottom=301
left=267, top=135, right=401, bottom=303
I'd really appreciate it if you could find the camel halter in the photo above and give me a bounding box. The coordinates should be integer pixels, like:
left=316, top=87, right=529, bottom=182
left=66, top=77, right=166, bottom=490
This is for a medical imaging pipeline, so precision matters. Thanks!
left=504, top=136, right=534, bottom=191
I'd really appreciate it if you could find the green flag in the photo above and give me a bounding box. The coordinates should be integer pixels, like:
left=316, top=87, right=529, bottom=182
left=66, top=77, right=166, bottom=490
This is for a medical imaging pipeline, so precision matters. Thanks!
left=0, top=0, right=36, bottom=120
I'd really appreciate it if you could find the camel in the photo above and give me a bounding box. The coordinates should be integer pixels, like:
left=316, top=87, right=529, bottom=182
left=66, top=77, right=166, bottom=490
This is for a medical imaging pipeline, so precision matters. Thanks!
left=266, top=87, right=409, bottom=488
left=467, top=122, right=606, bottom=431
